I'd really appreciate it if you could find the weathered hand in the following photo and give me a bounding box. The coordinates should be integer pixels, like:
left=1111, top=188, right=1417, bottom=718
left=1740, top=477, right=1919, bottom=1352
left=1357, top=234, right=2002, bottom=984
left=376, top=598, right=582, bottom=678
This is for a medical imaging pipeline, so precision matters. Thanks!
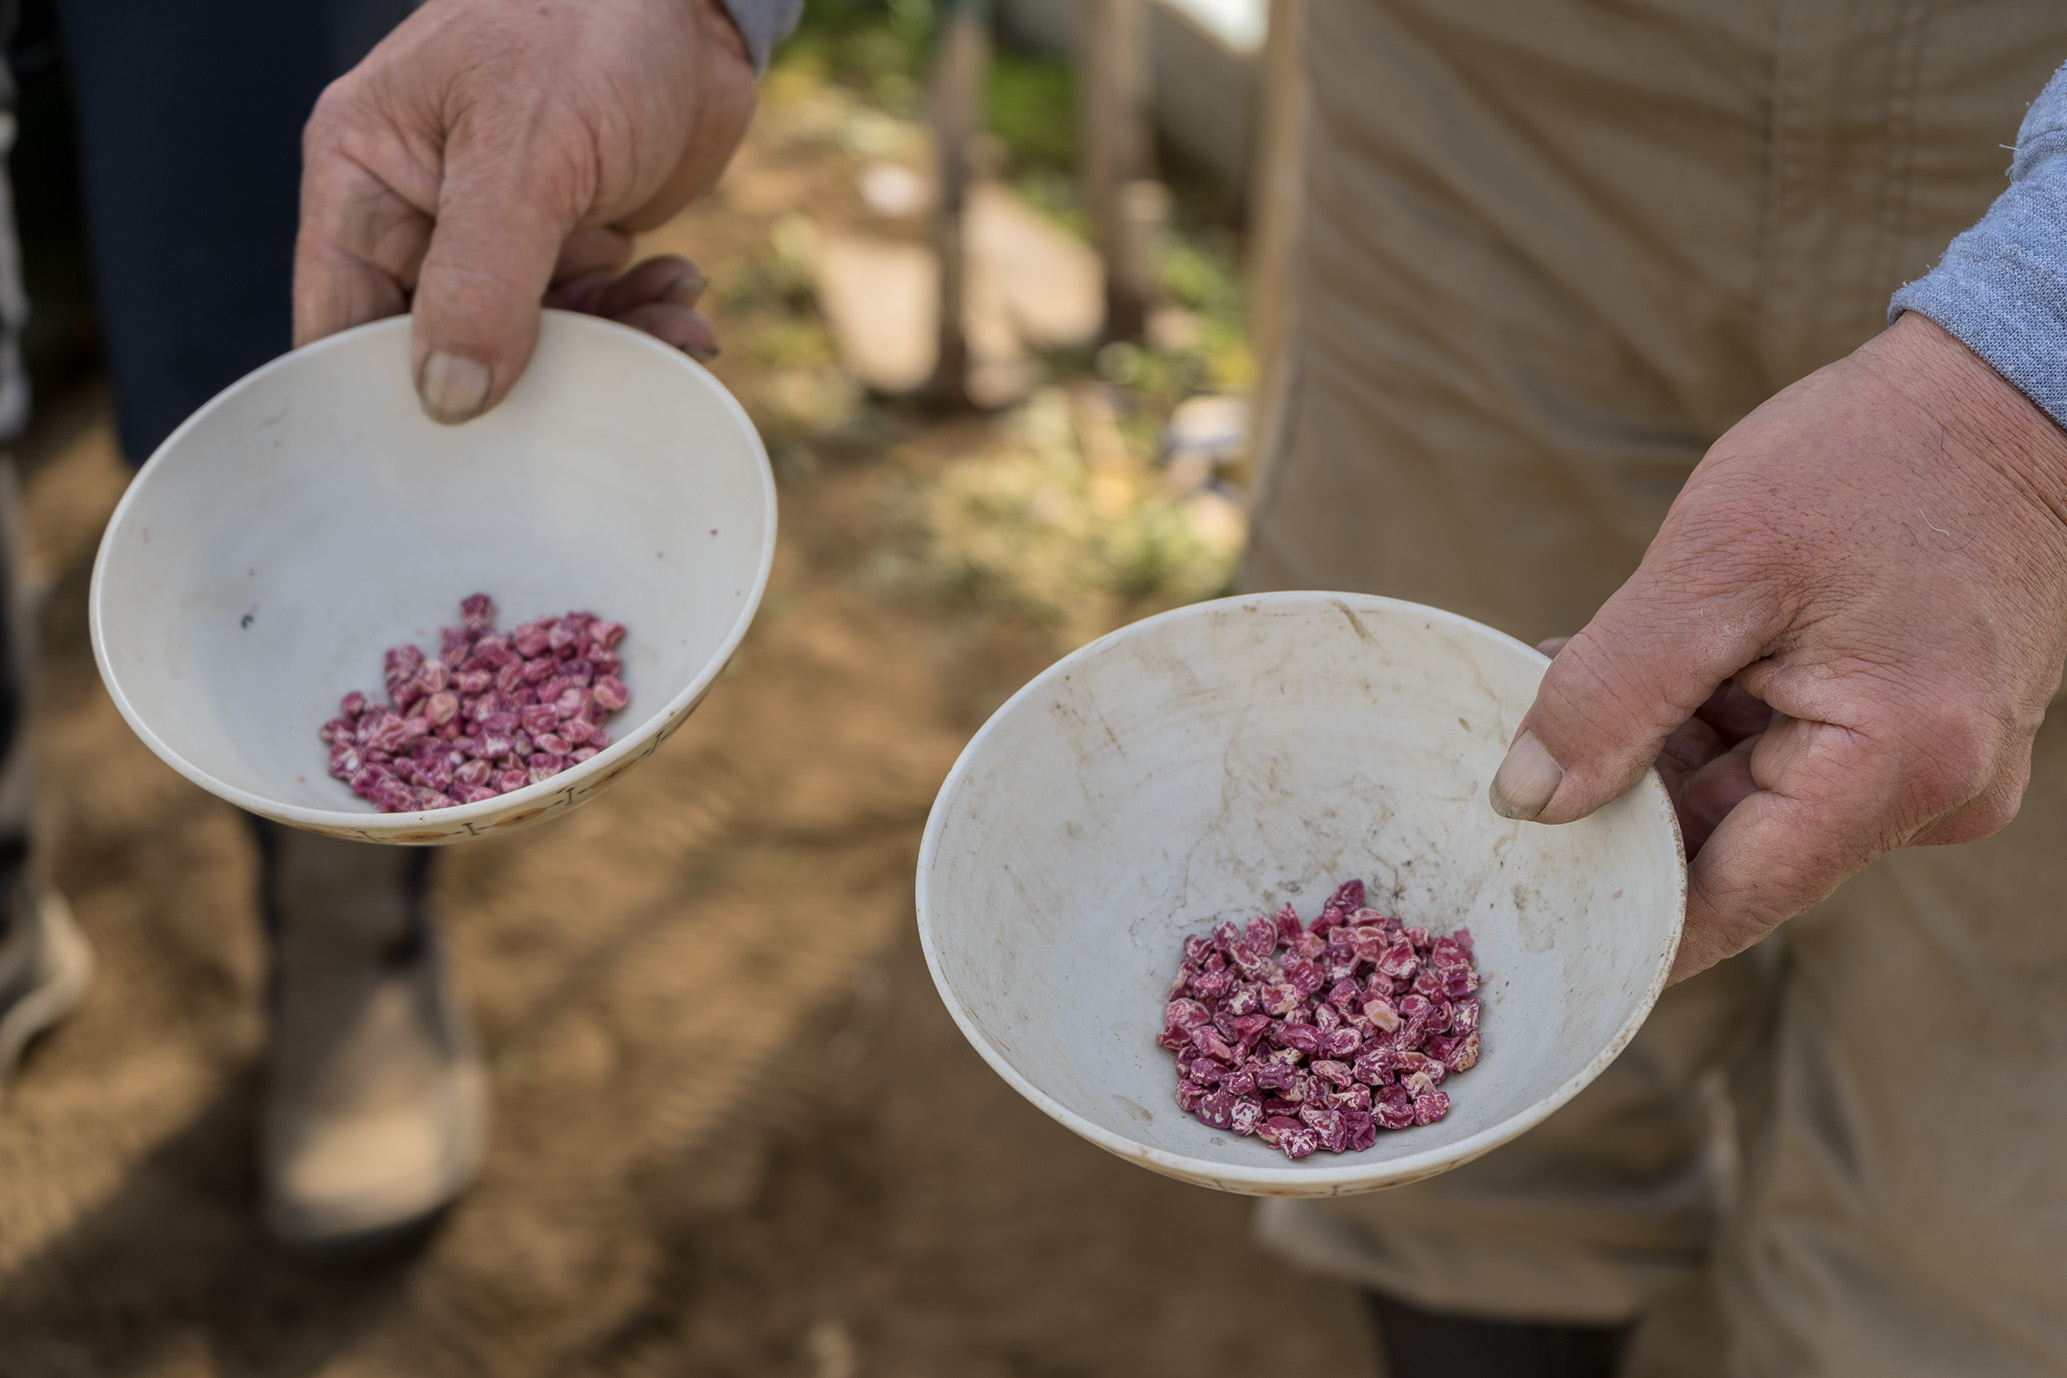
left=294, top=0, right=756, bottom=422
left=1490, top=312, right=2067, bottom=981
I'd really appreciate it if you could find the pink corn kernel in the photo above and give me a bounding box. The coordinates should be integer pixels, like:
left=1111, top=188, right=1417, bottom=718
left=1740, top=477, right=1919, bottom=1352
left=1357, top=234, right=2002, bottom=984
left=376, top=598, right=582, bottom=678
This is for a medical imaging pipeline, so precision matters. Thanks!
left=384, top=643, right=423, bottom=678
left=513, top=623, right=551, bottom=658
left=321, top=593, right=633, bottom=812
left=1158, top=879, right=1483, bottom=1160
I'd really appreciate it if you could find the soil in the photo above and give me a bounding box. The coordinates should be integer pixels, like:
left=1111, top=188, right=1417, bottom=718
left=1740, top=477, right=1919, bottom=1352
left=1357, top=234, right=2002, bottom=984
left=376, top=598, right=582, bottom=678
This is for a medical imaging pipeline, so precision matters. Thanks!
left=0, top=119, right=1382, bottom=1378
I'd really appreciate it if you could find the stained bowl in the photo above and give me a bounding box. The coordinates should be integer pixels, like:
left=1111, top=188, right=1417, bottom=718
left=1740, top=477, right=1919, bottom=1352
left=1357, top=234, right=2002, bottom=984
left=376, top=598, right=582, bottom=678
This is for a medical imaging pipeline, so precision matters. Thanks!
left=90, top=310, right=776, bottom=844
left=916, top=591, right=1685, bottom=1195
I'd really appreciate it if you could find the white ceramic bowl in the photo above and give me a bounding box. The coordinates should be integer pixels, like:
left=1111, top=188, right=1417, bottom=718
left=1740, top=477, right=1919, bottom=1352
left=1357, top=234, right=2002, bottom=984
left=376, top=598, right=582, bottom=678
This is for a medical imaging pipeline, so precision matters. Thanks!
left=917, top=592, right=1685, bottom=1196
left=90, top=310, right=776, bottom=844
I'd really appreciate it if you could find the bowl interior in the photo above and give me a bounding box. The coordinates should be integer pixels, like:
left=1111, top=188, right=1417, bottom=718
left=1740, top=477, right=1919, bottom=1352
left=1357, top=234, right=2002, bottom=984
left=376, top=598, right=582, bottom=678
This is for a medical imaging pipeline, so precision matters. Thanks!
left=91, top=311, right=773, bottom=826
left=918, top=593, right=1684, bottom=1194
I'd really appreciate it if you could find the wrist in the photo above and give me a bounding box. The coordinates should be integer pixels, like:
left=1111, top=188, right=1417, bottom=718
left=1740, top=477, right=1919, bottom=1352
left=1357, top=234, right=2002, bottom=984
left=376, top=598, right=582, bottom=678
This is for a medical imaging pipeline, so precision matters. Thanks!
left=1874, top=311, right=2067, bottom=530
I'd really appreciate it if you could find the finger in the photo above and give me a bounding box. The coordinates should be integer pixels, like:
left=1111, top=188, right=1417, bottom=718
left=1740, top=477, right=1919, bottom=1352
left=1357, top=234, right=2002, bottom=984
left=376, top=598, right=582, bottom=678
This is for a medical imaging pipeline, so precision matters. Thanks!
left=294, top=135, right=431, bottom=346
left=1536, top=636, right=1572, bottom=658
left=1666, top=715, right=1891, bottom=981
left=409, top=127, right=582, bottom=424
left=1694, top=680, right=1778, bottom=745
left=545, top=268, right=617, bottom=315
left=598, top=254, right=708, bottom=318
left=1671, top=734, right=1760, bottom=859
left=554, top=226, right=634, bottom=286
left=1659, top=714, right=1724, bottom=772
left=549, top=258, right=709, bottom=322
left=1652, top=711, right=1757, bottom=857
left=1489, top=559, right=1782, bottom=825
left=613, top=302, right=719, bottom=359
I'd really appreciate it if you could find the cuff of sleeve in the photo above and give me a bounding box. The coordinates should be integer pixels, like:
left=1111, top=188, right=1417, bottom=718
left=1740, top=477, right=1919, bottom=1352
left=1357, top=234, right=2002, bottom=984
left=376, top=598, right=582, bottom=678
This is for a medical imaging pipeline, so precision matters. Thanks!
left=718, top=0, right=804, bottom=71
left=1890, top=180, right=2067, bottom=434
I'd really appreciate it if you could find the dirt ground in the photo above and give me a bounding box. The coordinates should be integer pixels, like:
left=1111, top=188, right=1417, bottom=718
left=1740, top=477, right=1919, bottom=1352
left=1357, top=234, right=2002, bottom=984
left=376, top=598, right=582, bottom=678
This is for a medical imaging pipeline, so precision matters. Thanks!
left=0, top=94, right=1387, bottom=1378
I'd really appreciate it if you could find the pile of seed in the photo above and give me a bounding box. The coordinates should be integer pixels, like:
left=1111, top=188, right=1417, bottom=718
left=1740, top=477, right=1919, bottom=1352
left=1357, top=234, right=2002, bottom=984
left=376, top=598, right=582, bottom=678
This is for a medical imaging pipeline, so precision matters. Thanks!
left=321, top=593, right=631, bottom=813
left=1161, top=878, right=1483, bottom=1159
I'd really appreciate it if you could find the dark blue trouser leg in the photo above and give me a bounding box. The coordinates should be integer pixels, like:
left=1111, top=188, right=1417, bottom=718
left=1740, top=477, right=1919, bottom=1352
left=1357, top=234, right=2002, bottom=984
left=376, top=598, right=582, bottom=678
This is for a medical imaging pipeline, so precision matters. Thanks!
left=52, top=0, right=411, bottom=463
left=50, top=0, right=416, bottom=914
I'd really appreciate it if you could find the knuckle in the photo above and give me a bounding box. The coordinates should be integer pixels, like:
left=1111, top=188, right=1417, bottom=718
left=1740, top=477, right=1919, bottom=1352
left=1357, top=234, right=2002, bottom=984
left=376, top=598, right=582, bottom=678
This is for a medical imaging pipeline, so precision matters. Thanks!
left=304, top=74, right=369, bottom=151
left=1955, top=793, right=2022, bottom=840
left=1934, top=759, right=2032, bottom=843
left=1893, top=701, right=2011, bottom=816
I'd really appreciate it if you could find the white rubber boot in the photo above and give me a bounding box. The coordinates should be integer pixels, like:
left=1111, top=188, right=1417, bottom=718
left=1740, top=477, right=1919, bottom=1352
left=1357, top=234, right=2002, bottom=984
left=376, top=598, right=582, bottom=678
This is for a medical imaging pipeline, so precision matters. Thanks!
left=0, top=881, right=93, bottom=1109
left=259, top=828, right=486, bottom=1257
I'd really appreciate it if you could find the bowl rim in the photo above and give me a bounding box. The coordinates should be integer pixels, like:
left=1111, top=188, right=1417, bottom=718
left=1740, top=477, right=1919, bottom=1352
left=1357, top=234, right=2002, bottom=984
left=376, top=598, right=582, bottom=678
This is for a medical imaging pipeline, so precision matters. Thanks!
left=87, top=309, right=778, bottom=838
left=915, top=590, right=1687, bottom=1194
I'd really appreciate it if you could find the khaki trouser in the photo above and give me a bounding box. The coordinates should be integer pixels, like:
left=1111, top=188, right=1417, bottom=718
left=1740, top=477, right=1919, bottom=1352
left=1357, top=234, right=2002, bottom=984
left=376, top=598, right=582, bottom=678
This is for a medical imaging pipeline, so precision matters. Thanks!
left=1244, top=3, right=2067, bottom=1374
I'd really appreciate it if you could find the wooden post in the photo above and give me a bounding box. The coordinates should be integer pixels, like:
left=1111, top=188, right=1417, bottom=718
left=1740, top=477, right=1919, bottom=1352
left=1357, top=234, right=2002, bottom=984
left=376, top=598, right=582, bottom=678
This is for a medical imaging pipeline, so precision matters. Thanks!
left=1079, top=0, right=1154, bottom=342
left=924, top=0, right=991, bottom=405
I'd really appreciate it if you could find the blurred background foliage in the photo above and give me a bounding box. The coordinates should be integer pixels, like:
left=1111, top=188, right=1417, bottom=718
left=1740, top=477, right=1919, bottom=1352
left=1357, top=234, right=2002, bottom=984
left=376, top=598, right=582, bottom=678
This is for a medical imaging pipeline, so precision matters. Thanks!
left=722, top=0, right=1256, bottom=643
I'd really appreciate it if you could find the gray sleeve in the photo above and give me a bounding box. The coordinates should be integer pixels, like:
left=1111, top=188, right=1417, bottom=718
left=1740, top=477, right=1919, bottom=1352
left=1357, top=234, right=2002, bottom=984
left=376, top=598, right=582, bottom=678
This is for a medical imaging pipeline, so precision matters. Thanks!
left=718, top=0, right=803, bottom=72
left=1890, top=63, right=2067, bottom=431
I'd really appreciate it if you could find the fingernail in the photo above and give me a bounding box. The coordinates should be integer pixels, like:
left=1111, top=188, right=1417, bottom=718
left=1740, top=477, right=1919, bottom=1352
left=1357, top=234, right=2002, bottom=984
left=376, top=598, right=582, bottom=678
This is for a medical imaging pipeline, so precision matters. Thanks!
left=665, top=272, right=710, bottom=307
left=418, top=350, right=492, bottom=424
left=1489, top=730, right=1563, bottom=822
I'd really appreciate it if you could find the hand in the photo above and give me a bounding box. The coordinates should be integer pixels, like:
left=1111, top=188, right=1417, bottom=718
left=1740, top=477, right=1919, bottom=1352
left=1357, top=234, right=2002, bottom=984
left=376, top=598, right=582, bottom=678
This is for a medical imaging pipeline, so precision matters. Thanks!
left=294, top=0, right=756, bottom=423
left=1489, top=313, right=2067, bottom=981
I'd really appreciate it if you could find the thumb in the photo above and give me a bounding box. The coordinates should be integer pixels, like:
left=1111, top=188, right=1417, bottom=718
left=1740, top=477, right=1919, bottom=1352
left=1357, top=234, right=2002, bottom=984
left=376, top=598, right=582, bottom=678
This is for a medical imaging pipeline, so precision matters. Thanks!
left=410, top=129, right=581, bottom=424
left=1490, top=573, right=1776, bottom=825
